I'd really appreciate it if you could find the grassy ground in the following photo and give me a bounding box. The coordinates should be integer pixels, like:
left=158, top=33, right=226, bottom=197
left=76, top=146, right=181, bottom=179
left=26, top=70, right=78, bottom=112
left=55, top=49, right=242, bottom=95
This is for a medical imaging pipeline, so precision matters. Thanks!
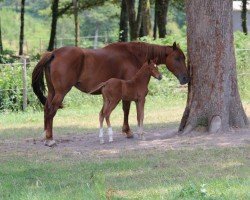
left=0, top=97, right=249, bottom=200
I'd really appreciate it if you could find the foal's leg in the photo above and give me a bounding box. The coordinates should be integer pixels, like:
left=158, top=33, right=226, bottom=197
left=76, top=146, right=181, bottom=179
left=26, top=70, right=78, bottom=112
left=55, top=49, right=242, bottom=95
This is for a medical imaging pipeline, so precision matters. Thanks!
left=122, top=100, right=133, bottom=138
left=104, top=99, right=120, bottom=143
left=44, top=92, right=65, bottom=147
left=136, top=99, right=145, bottom=140
left=99, top=106, right=105, bottom=144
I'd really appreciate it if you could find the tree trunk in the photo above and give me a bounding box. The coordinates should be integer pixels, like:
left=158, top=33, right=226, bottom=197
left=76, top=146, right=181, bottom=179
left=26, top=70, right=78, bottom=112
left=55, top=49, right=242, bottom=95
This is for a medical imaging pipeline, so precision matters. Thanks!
left=73, top=0, right=80, bottom=46
left=179, top=0, right=249, bottom=134
left=126, top=0, right=146, bottom=41
left=0, top=17, right=3, bottom=54
left=153, top=2, right=157, bottom=40
left=155, top=0, right=169, bottom=38
left=241, top=0, right=248, bottom=35
left=119, top=0, right=128, bottom=42
left=139, top=0, right=151, bottom=37
left=48, top=0, right=59, bottom=51
left=19, top=0, right=25, bottom=55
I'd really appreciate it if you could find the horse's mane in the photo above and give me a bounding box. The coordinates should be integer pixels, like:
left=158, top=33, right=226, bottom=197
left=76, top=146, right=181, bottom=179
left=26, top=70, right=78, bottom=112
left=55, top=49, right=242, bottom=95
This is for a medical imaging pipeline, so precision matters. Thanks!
left=105, top=42, right=169, bottom=63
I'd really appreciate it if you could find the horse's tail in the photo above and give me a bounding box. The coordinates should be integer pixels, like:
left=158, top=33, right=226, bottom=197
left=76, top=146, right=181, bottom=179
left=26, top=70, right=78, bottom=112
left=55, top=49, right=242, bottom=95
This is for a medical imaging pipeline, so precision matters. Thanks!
left=32, top=52, right=54, bottom=105
left=88, top=82, right=107, bottom=94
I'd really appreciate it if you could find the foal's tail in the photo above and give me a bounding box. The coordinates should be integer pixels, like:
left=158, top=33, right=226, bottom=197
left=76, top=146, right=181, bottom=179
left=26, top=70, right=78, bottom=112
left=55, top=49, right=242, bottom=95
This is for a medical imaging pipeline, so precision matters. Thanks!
left=88, top=82, right=107, bottom=94
left=32, top=52, right=54, bottom=105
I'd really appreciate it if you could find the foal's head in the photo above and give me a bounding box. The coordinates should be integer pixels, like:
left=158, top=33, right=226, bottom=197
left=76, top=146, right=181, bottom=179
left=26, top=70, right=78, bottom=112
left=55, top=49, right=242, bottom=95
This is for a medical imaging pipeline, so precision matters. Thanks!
left=147, top=59, right=162, bottom=80
left=165, top=42, right=190, bottom=85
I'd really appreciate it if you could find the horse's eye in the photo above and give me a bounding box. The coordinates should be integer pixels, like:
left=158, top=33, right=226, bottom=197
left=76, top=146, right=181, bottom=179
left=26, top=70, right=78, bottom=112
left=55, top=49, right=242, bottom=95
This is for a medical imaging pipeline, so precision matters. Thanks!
left=175, top=57, right=181, bottom=61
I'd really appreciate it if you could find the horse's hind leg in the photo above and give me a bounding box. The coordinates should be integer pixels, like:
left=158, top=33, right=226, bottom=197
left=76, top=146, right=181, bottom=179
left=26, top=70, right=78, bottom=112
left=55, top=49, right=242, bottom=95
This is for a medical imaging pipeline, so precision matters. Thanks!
left=44, top=92, right=65, bottom=147
left=122, top=100, right=133, bottom=138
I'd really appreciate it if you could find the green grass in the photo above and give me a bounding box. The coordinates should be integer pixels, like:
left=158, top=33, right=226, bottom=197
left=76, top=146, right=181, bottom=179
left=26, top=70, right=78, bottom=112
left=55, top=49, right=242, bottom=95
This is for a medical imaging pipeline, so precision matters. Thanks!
left=0, top=97, right=249, bottom=199
left=0, top=147, right=249, bottom=200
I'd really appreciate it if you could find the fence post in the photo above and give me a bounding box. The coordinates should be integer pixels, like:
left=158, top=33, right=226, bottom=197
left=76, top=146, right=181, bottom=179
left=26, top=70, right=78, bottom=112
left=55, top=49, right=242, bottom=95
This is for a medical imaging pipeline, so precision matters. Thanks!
left=21, top=57, right=27, bottom=111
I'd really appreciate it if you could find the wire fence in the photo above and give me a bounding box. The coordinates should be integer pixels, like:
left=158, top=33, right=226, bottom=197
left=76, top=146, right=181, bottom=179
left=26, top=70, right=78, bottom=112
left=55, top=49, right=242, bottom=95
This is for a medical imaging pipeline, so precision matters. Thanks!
left=2, top=35, right=117, bottom=55
left=0, top=49, right=249, bottom=111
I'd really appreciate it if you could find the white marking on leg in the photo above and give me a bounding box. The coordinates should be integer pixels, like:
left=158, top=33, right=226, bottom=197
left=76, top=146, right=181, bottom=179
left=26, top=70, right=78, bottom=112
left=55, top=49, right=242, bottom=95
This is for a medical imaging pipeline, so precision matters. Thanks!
left=108, top=127, right=113, bottom=143
left=44, top=139, right=56, bottom=147
left=99, top=128, right=104, bottom=144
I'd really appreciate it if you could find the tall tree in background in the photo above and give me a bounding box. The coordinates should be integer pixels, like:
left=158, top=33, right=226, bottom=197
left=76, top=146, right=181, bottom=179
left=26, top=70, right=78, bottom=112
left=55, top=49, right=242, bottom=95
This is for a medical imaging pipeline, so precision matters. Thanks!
left=125, top=0, right=147, bottom=40
left=73, top=0, right=80, bottom=46
left=0, top=17, right=3, bottom=54
left=241, top=0, right=248, bottom=35
left=119, top=0, right=128, bottom=42
left=19, top=0, right=25, bottom=55
left=48, top=0, right=59, bottom=51
left=139, top=0, right=151, bottom=37
left=179, top=0, right=248, bottom=134
left=154, top=0, right=169, bottom=38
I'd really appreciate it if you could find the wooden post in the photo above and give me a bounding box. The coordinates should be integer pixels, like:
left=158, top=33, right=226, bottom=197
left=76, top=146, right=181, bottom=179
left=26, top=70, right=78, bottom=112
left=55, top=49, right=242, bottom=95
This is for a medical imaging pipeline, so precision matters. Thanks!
left=22, top=57, right=27, bottom=111
left=93, top=26, right=99, bottom=49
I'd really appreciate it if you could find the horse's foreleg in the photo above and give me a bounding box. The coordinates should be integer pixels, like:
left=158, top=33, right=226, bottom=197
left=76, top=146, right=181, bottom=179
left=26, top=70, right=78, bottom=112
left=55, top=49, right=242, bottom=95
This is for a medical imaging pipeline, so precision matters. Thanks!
left=136, top=99, right=145, bottom=140
left=122, top=100, right=133, bottom=138
left=44, top=93, right=65, bottom=147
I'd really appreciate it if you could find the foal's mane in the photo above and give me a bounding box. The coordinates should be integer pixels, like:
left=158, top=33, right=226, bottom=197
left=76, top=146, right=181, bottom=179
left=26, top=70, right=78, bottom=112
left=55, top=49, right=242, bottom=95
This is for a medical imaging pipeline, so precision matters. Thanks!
left=106, top=42, right=169, bottom=64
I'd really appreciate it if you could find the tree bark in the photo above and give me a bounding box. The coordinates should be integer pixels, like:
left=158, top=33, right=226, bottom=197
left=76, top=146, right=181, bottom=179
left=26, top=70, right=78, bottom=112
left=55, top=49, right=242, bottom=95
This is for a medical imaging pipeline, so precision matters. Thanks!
left=139, top=0, right=151, bottom=37
left=126, top=0, right=147, bottom=41
left=155, top=0, right=169, bottom=38
left=73, top=0, right=80, bottom=46
left=19, top=0, right=25, bottom=55
left=0, top=17, right=3, bottom=54
left=119, top=0, right=128, bottom=42
left=179, top=0, right=249, bottom=134
left=48, top=0, right=59, bottom=51
left=241, top=0, right=248, bottom=35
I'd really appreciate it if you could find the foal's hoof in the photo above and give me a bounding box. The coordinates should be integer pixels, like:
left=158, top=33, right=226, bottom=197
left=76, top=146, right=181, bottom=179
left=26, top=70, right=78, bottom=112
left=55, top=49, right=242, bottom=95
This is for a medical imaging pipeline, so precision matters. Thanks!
left=44, top=139, right=56, bottom=147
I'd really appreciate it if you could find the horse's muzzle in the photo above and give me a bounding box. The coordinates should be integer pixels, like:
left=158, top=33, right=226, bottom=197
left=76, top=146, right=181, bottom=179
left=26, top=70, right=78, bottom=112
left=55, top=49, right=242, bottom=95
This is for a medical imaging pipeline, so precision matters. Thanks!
left=179, top=75, right=190, bottom=85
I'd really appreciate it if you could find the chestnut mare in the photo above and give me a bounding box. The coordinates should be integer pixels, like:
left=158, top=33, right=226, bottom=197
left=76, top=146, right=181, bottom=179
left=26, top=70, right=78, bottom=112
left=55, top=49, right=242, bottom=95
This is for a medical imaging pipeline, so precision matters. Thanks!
left=32, top=41, right=189, bottom=147
left=89, top=59, right=162, bottom=144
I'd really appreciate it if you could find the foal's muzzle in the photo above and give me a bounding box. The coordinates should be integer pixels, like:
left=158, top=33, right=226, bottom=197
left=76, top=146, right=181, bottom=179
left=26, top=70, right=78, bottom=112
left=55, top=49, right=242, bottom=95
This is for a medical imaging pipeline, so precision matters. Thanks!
left=158, top=74, right=162, bottom=80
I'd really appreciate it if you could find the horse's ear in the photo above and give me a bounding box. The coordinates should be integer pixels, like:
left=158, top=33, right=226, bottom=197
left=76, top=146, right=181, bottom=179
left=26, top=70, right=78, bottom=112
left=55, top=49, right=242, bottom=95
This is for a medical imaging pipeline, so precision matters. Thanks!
left=153, top=57, right=158, bottom=63
left=173, top=42, right=177, bottom=51
left=177, top=43, right=180, bottom=48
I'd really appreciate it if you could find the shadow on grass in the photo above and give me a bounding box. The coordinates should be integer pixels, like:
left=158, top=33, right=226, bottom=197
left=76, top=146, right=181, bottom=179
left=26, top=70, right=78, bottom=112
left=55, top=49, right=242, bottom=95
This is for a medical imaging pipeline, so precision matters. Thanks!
left=0, top=120, right=180, bottom=140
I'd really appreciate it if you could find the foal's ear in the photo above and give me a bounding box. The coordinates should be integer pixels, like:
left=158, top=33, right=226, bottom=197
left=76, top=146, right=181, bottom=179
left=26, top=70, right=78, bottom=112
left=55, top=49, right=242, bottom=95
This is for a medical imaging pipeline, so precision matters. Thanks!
left=173, top=42, right=177, bottom=51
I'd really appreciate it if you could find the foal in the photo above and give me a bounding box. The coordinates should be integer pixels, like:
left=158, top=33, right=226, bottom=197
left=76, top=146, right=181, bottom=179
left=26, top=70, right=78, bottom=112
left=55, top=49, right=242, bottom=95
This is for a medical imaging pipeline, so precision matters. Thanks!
left=90, top=60, right=162, bottom=144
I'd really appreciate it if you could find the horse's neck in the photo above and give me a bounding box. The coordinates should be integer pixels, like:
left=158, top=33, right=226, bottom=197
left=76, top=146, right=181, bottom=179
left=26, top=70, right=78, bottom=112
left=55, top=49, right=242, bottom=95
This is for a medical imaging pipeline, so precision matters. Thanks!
left=133, top=66, right=151, bottom=88
left=132, top=43, right=173, bottom=65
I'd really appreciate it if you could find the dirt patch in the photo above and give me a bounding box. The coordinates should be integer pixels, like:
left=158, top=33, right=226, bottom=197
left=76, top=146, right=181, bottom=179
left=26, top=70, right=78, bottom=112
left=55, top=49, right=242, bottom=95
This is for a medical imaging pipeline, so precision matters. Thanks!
left=0, top=126, right=249, bottom=161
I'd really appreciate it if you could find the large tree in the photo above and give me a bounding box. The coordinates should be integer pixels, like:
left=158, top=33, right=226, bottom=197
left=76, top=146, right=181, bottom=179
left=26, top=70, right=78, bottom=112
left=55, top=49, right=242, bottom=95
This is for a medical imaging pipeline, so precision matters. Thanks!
left=179, top=0, right=249, bottom=134
left=19, top=0, right=25, bottom=55
left=241, top=0, right=248, bottom=35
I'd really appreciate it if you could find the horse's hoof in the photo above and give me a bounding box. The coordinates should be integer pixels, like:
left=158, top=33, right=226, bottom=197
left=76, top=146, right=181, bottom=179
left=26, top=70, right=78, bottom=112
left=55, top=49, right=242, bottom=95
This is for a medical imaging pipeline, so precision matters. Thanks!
left=100, top=138, right=105, bottom=144
left=123, top=131, right=133, bottom=138
left=44, top=139, right=56, bottom=147
left=109, top=138, right=113, bottom=143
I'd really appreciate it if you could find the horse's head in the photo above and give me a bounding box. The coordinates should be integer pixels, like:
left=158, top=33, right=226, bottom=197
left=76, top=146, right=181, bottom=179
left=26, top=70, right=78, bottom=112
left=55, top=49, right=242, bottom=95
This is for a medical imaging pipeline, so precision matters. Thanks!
left=148, top=58, right=162, bottom=80
left=165, top=42, right=190, bottom=85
